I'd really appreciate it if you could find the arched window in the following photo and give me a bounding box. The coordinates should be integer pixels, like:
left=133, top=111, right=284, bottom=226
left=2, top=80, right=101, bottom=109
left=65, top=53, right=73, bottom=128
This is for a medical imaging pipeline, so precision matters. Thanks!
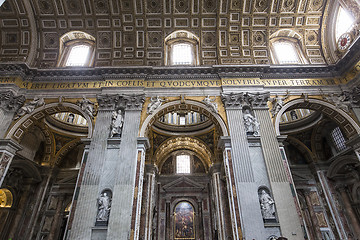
left=335, top=6, right=355, bottom=41
left=165, top=30, right=200, bottom=66
left=270, top=38, right=307, bottom=64
left=57, top=31, right=95, bottom=67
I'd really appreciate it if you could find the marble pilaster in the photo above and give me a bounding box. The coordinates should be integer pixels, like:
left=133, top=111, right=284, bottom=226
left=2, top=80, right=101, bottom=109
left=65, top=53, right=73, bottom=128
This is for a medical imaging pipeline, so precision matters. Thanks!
left=255, top=105, right=304, bottom=240
left=107, top=94, right=145, bottom=240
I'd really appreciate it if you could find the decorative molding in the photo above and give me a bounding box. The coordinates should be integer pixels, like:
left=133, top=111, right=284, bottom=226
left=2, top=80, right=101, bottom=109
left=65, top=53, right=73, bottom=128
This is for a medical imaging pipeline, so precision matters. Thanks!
left=244, top=92, right=270, bottom=109
left=97, top=94, right=145, bottom=111
left=221, top=93, right=244, bottom=109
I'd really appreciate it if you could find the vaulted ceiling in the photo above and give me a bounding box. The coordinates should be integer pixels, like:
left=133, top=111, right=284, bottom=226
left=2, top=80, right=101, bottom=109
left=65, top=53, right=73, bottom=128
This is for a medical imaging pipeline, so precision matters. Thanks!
left=0, top=0, right=341, bottom=68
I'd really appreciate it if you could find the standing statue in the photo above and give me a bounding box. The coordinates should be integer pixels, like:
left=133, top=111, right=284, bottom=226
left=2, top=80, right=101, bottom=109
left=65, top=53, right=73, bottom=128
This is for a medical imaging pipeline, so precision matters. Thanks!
left=269, top=91, right=289, bottom=117
left=96, top=192, right=111, bottom=222
left=15, top=96, right=45, bottom=119
left=259, top=190, right=276, bottom=220
left=110, top=109, right=124, bottom=138
left=202, top=95, right=218, bottom=113
left=147, top=96, right=165, bottom=114
left=77, top=96, right=96, bottom=119
left=243, top=109, right=260, bottom=136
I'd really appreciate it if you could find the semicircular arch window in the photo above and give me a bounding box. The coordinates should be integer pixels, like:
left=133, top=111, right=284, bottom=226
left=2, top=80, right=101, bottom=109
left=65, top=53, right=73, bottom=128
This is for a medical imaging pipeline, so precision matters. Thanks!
left=335, top=6, right=355, bottom=41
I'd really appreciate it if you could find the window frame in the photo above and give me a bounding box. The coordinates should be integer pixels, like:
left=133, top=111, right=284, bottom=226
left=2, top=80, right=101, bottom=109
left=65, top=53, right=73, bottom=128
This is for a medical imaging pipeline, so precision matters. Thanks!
left=164, top=31, right=200, bottom=66
left=57, top=32, right=96, bottom=68
left=270, top=37, right=308, bottom=65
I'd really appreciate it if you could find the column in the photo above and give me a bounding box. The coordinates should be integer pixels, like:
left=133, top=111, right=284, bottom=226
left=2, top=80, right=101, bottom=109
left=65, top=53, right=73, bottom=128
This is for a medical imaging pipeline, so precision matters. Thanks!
left=210, top=163, right=227, bottom=240
left=337, top=185, right=360, bottom=237
left=217, top=136, right=243, bottom=239
left=221, top=93, right=269, bottom=239
left=317, top=170, right=348, bottom=239
left=254, top=95, right=304, bottom=239
left=130, top=137, right=149, bottom=240
left=142, top=164, right=157, bottom=240
left=107, top=94, right=145, bottom=240
left=69, top=96, right=119, bottom=239
left=0, top=139, right=22, bottom=187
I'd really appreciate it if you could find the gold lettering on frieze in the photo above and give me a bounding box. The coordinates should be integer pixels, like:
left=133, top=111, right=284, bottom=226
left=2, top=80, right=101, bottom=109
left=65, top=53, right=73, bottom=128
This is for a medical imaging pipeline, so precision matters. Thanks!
left=222, top=78, right=341, bottom=86
left=0, top=76, right=348, bottom=89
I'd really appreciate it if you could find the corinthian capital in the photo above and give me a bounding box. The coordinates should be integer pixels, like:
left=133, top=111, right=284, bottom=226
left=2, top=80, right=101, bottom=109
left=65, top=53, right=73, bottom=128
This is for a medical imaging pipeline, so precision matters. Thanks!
left=97, top=94, right=145, bottom=111
left=221, top=92, right=244, bottom=109
left=244, top=92, right=270, bottom=109
left=0, top=91, right=25, bottom=112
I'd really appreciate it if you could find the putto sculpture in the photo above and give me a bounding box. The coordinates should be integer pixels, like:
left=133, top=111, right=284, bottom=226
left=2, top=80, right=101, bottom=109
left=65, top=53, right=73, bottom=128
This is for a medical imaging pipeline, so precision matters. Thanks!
left=202, top=95, right=218, bottom=113
left=147, top=96, right=165, bottom=114
left=77, top=96, right=96, bottom=119
left=15, top=96, right=45, bottom=119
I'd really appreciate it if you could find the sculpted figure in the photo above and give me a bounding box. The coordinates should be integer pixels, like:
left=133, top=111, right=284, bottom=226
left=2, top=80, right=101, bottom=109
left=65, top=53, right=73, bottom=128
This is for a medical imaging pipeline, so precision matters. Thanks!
left=324, top=92, right=351, bottom=112
left=243, top=109, right=260, bottom=136
left=15, top=96, right=45, bottom=119
left=259, top=190, right=276, bottom=220
left=147, top=96, right=165, bottom=114
left=202, top=95, right=218, bottom=113
left=96, top=192, right=111, bottom=221
left=110, top=109, right=124, bottom=137
left=269, top=91, right=289, bottom=117
left=77, top=96, right=95, bottom=119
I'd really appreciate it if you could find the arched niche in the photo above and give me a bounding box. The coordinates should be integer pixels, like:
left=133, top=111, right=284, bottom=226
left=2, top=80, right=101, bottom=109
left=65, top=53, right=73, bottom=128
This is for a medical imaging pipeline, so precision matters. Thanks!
left=274, top=98, right=360, bottom=138
left=139, top=99, right=228, bottom=138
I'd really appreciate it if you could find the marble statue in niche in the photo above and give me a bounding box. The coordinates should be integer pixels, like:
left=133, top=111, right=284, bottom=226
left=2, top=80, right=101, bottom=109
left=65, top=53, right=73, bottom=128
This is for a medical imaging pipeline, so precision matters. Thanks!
left=96, top=192, right=111, bottom=223
left=259, top=189, right=276, bottom=221
left=77, top=96, right=96, bottom=119
left=110, top=109, right=124, bottom=138
left=147, top=96, right=165, bottom=114
left=202, top=95, right=218, bottom=113
left=15, top=96, right=45, bottom=119
left=243, top=109, right=260, bottom=136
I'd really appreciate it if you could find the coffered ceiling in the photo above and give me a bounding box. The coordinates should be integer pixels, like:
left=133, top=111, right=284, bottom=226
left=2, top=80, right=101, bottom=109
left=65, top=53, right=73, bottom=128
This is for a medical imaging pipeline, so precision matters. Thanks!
left=0, top=0, right=334, bottom=68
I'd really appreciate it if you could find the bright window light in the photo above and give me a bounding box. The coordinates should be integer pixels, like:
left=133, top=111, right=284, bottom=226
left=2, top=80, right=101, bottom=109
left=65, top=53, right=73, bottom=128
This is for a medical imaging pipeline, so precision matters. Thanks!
left=179, top=116, right=186, bottom=125
left=171, top=43, right=193, bottom=65
left=66, top=45, right=90, bottom=67
left=273, top=41, right=300, bottom=64
left=336, top=7, right=354, bottom=40
left=176, top=155, right=190, bottom=174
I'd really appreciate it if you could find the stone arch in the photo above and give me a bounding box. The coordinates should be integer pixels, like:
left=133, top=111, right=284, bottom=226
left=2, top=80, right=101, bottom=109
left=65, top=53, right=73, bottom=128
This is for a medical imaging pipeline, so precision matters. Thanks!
left=274, top=98, right=360, bottom=138
left=155, top=136, right=214, bottom=170
left=327, top=155, right=359, bottom=179
left=139, top=99, right=228, bottom=138
left=5, top=102, right=94, bottom=141
left=286, top=136, right=317, bottom=163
